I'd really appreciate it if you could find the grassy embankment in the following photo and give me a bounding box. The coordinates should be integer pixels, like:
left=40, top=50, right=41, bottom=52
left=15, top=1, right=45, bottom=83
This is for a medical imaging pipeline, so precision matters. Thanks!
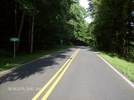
left=0, top=45, right=71, bottom=71
left=90, top=47, right=134, bottom=82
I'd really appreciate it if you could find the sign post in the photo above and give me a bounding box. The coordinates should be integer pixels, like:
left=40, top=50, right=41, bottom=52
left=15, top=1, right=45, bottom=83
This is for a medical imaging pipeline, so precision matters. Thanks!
left=10, top=37, right=20, bottom=58
left=14, top=41, right=16, bottom=58
left=60, top=39, right=63, bottom=46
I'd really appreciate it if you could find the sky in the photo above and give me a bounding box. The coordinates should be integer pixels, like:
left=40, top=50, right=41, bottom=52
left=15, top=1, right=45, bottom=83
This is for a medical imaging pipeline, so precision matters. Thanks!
left=79, top=0, right=92, bottom=23
left=80, top=0, right=89, bottom=9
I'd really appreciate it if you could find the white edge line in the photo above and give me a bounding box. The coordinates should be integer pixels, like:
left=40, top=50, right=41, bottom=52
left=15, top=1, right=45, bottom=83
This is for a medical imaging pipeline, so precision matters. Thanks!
left=94, top=52, right=134, bottom=88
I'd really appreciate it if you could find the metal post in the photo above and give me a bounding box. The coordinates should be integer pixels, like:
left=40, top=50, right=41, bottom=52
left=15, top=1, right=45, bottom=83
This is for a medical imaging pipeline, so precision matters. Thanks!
left=14, top=41, right=16, bottom=58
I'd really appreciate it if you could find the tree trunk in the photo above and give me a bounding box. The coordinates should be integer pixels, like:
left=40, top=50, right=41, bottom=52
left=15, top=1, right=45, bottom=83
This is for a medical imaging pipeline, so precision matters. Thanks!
left=17, top=11, right=25, bottom=53
left=14, top=3, right=17, bottom=36
left=30, top=0, right=35, bottom=54
left=30, top=14, right=34, bottom=54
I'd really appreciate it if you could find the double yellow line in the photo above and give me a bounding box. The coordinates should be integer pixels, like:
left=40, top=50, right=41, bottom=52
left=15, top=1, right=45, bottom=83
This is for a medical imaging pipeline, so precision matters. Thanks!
left=32, top=49, right=80, bottom=100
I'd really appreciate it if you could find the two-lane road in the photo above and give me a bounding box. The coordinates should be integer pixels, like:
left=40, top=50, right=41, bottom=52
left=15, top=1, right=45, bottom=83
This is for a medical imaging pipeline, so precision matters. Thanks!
left=0, top=46, right=134, bottom=100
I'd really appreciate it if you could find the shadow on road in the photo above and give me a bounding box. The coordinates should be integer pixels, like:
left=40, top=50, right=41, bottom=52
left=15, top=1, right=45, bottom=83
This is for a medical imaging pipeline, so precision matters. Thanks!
left=0, top=48, right=74, bottom=84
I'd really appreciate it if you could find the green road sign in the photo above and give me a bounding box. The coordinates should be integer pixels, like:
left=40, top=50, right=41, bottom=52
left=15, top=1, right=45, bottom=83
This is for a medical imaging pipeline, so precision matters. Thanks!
left=9, top=37, right=20, bottom=58
left=10, top=37, right=20, bottom=42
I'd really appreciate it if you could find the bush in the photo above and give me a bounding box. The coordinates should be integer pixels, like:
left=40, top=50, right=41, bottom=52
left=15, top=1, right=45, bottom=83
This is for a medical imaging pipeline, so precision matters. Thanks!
left=0, top=49, right=12, bottom=57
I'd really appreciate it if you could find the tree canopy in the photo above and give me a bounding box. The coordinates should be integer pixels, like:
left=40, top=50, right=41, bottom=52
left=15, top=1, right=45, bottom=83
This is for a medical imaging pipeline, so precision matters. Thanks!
left=1, top=0, right=133, bottom=58
left=0, top=0, right=88, bottom=55
left=88, top=0, right=134, bottom=56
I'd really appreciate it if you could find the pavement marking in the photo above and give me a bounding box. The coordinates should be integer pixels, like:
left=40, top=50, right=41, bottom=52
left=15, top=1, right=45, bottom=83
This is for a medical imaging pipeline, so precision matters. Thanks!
left=94, top=52, right=134, bottom=88
left=41, top=49, right=80, bottom=100
left=32, top=49, right=80, bottom=100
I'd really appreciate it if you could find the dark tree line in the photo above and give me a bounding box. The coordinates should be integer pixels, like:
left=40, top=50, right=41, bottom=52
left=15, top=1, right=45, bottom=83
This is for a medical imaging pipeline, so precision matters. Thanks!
left=0, top=0, right=88, bottom=56
left=88, top=0, right=134, bottom=57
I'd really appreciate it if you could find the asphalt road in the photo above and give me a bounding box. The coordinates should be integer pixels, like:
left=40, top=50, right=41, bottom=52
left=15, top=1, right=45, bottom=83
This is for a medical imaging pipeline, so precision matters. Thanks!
left=0, top=46, right=134, bottom=100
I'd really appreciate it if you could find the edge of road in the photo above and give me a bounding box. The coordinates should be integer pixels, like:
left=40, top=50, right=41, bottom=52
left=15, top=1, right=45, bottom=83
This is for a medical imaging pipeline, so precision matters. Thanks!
left=0, top=46, right=79, bottom=76
left=93, top=51, right=134, bottom=88
left=1, top=46, right=133, bottom=89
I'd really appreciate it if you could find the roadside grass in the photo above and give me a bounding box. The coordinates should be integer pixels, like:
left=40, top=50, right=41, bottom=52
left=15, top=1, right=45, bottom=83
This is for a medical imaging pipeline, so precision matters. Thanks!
left=90, top=46, right=134, bottom=82
left=0, top=45, right=71, bottom=71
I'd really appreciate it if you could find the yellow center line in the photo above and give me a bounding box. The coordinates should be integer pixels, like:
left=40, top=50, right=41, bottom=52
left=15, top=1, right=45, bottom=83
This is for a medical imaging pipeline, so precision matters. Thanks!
left=41, top=49, right=80, bottom=100
left=32, top=49, right=80, bottom=100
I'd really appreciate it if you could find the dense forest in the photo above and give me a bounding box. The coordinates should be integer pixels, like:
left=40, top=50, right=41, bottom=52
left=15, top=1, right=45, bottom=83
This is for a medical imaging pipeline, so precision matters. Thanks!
left=88, top=0, right=134, bottom=57
left=0, top=0, right=88, bottom=56
left=0, top=0, right=134, bottom=59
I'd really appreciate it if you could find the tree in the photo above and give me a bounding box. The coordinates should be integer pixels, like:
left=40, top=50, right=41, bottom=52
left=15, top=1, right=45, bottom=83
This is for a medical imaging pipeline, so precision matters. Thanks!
left=15, top=0, right=37, bottom=52
left=68, top=0, right=89, bottom=44
left=88, top=0, right=134, bottom=56
left=0, top=0, right=89, bottom=56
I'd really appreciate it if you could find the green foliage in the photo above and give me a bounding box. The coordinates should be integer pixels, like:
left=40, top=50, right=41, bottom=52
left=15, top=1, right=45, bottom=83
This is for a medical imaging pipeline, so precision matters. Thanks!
left=68, top=1, right=89, bottom=44
left=88, top=0, right=134, bottom=57
left=33, top=0, right=74, bottom=48
left=0, top=0, right=89, bottom=55
left=15, top=0, right=38, bottom=15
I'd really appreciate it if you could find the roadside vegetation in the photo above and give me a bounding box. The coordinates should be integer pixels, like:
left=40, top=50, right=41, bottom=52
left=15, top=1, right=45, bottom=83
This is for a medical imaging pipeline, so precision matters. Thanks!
left=1, top=0, right=134, bottom=82
left=90, top=46, right=134, bottom=82
left=87, top=0, right=134, bottom=82
left=0, top=45, right=71, bottom=71
left=0, top=0, right=88, bottom=71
